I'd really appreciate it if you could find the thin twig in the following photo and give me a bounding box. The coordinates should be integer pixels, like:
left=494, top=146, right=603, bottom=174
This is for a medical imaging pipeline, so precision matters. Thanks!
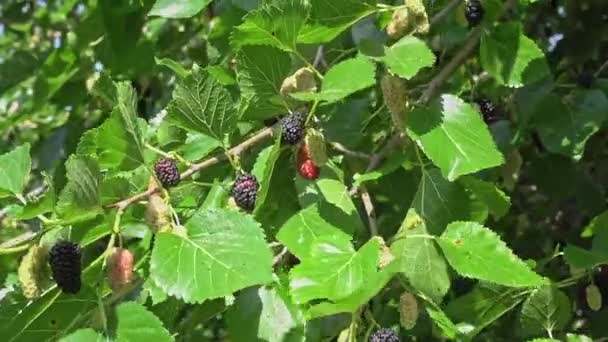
left=109, top=127, right=274, bottom=211
left=329, top=142, right=370, bottom=160
left=272, top=247, right=289, bottom=266
left=430, top=0, right=462, bottom=27
left=419, top=26, right=483, bottom=104
left=595, top=59, right=608, bottom=78
left=360, top=186, right=378, bottom=236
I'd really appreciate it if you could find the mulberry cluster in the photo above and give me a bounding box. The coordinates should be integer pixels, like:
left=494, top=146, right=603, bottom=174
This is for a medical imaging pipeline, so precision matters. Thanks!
left=297, top=144, right=319, bottom=180
left=369, top=328, right=400, bottom=342
left=280, top=112, right=305, bottom=145
left=154, top=158, right=180, bottom=188
left=231, top=173, right=258, bottom=211
left=464, top=0, right=484, bottom=27
left=49, top=241, right=82, bottom=294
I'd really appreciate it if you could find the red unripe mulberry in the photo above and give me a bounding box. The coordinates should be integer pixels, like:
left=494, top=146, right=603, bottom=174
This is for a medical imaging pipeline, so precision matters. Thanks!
left=298, top=159, right=319, bottom=180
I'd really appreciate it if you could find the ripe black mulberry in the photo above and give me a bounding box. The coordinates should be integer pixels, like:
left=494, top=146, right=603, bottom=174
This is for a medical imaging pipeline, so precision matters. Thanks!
left=231, top=173, right=258, bottom=211
left=49, top=241, right=82, bottom=294
left=280, top=112, right=305, bottom=145
left=154, top=158, right=180, bottom=188
left=475, top=98, right=497, bottom=124
left=464, top=0, right=484, bottom=27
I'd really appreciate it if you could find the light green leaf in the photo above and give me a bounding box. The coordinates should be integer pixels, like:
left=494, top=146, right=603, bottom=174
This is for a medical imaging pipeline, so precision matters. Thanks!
left=391, top=209, right=450, bottom=303
left=226, top=285, right=305, bottom=342
left=581, top=210, right=608, bottom=237
left=520, top=286, right=571, bottom=337
left=150, top=209, right=273, bottom=303
left=236, top=45, right=291, bottom=120
left=252, top=137, right=282, bottom=214
left=446, top=283, right=529, bottom=339
left=480, top=22, right=549, bottom=87
left=383, top=36, right=435, bottom=79
left=298, top=0, right=377, bottom=44
left=408, top=95, right=504, bottom=181
left=291, top=55, right=376, bottom=104
left=566, top=334, right=593, bottom=342
left=98, top=82, right=146, bottom=171
left=232, top=0, right=309, bottom=51
left=149, top=0, right=211, bottom=18
left=460, top=176, right=510, bottom=219
left=277, top=203, right=353, bottom=260
left=56, top=156, right=102, bottom=224
left=411, top=168, right=472, bottom=235
left=425, top=305, right=459, bottom=340
left=167, top=65, right=238, bottom=142
left=289, top=237, right=381, bottom=304
left=437, top=221, right=545, bottom=287
left=116, top=302, right=174, bottom=342
left=59, top=329, right=104, bottom=342
left=534, top=90, right=608, bottom=160
left=306, top=261, right=398, bottom=318
left=155, top=57, right=189, bottom=79
left=0, top=144, right=31, bottom=198
left=178, top=133, right=222, bottom=162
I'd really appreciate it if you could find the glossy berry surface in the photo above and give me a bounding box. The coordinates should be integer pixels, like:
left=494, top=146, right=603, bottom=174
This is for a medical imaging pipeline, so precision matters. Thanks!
left=298, top=159, right=319, bottom=180
left=280, top=112, right=305, bottom=145
left=369, top=328, right=400, bottom=342
left=464, top=0, right=484, bottom=27
left=49, top=241, right=82, bottom=294
left=231, top=173, right=258, bottom=211
left=154, top=158, right=180, bottom=188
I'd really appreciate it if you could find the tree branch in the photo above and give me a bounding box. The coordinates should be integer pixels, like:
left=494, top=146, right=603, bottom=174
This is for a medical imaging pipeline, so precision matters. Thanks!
left=109, top=127, right=274, bottom=211
left=430, top=0, right=462, bottom=26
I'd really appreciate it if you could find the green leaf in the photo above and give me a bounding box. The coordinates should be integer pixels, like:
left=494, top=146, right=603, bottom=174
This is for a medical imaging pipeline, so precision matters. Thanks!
left=446, top=284, right=529, bottom=338
left=149, top=0, right=211, bottom=18
left=383, top=36, right=435, bottom=79
left=534, top=90, right=608, bottom=160
left=289, top=237, right=381, bottom=304
left=1, top=287, right=98, bottom=342
left=177, top=133, right=222, bottom=162
left=437, top=221, right=545, bottom=287
left=236, top=45, right=291, bottom=120
left=33, top=47, right=79, bottom=109
left=563, top=245, right=608, bottom=270
left=566, top=334, right=593, bottom=342
left=56, top=156, right=102, bottom=224
left=167, top=65, right=238, bottom=142
left=277, top=203, right=353, bottom=260
left=116, top=302, right=174, bottom=342
left=156, top=57, right=190, bottom=79
left=408, top=95, right=504, bottom=181
left=226, top=285, right=305, bottom=342
left=298, top=0, right=377, bottom=44
left=252, top=137, right=282, bottom=214
left=18, top=173, right=56, bottom=220
left=0, top=144, right=31, bottom=198
left=59, top=329, right=104, bottom=342
left=520, top=286, right=572, bottom=337
left=0, top=50, right=39, bottom=93
left=581, top=210, right=608, bottom=237
left=306, top=261, right=398, bottom=318
left=480, top=22, right=549, bottom=87
left=291, top=55, right=376, bottom=104
left=425, top=305, right=459, bottom=340
left=411, top=168, right=472, bottom=235
left=460, top=176, right=510, bottom=219
left=98, top=82, right=146, bottom=171
left=232, top=0, right=309, bottom=51
left=391, top=209, right=450, bottom=303
left=150, top=209, right=273, bottom=303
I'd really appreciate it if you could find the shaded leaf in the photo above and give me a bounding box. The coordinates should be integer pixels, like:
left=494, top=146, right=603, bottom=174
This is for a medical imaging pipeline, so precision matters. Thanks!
left=0, top=144, right=31, bottom=198
left=56, top=156, right=102, bottom=224
left=520, top=286, right=571, bottom=337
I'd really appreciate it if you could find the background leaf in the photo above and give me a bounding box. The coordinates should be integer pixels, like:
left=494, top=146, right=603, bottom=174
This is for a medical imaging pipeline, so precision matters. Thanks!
left=519, top=286, right=572, bottom=337
left=0, top=144, right=31, bottom=198
left=149, top=0, right=211, bottom=19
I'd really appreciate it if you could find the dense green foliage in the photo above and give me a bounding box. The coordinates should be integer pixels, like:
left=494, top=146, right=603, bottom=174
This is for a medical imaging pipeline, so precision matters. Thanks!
left=1, top=0, right=608, bottom=341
